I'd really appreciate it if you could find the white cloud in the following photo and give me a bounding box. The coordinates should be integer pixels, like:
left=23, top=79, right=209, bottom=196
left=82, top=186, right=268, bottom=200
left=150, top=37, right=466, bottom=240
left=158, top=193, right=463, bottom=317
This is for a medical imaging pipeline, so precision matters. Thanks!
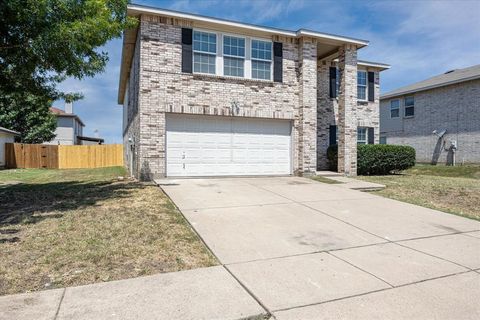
left=362, top=0, right=480, bottom=92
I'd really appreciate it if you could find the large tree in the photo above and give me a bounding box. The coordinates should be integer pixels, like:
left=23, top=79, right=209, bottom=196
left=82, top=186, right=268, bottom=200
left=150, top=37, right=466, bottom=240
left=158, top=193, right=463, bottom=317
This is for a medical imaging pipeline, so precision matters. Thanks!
left=0, top=0, right=136, bottom=142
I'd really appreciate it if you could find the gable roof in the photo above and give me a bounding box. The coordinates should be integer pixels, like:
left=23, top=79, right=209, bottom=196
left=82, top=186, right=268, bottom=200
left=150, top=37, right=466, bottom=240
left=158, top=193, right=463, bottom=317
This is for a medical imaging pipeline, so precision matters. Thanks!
left=0, top=126, right=20, bottom=135
left=50, top=107, right=85, bottom=127
left=118, top=4, right=391, bottom=104
left=50, top=106, right=68, bottom=115
left=128, top=4, right=370, bottom=46
left=381, top=64, right=480, bottom=99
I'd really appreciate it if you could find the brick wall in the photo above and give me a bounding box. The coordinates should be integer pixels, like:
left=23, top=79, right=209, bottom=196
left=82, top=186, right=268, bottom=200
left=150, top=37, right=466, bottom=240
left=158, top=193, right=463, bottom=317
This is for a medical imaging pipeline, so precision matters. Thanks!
left=380, top=79, right=480, bottom=164
left=316, top=60, right=381, bottom=170
left=132, top=15, right=309, bottom=179
left=123, top=15, right=372, bottom=179
left=123, top=29, right=141, bottom=177
left=298, top=37, right=318, bottom=175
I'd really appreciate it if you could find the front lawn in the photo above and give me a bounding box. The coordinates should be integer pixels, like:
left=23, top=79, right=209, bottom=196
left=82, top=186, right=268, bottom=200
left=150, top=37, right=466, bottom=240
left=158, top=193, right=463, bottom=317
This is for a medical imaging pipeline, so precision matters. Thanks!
left=358, top=164, right=480, bottom=221
left=0, top=167, right=216, bottom=296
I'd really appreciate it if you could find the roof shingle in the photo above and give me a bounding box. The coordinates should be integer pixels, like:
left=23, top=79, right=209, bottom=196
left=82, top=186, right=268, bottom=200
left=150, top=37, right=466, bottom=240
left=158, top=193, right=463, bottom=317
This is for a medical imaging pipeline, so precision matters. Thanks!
left=381, top=64, right=480, bottom=99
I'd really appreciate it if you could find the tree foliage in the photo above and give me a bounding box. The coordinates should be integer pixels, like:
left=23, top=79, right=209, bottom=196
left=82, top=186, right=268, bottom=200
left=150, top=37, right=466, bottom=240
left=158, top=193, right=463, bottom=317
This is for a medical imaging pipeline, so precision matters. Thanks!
left=0, top=0, right=137, bottom=142
left=0, top=93, right=57, bottom=143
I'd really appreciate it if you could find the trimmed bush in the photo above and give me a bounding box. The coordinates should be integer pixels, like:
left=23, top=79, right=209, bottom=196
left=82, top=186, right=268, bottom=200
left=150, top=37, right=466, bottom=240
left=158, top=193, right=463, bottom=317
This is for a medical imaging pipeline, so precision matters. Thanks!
left=327, top=144, right=338, bottom=171
left=326, top=144, right=416, bottom=175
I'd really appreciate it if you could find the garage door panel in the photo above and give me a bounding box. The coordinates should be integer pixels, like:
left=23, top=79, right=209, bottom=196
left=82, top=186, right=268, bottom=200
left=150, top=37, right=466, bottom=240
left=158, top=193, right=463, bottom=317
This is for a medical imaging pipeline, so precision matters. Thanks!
left=166, top=114, right=291, bottom=177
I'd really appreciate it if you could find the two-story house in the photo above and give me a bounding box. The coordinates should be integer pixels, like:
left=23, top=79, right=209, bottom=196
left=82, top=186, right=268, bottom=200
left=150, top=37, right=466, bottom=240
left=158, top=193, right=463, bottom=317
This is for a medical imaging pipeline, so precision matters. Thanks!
left=380, top=64, right=480, bottom=164
left=118, top=4, right=389, bottom=180
left=46, top=103, right=104, bottom=145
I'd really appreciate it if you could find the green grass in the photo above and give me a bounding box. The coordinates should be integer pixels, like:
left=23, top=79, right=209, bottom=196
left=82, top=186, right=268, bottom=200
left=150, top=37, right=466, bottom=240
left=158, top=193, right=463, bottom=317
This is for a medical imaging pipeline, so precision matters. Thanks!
left=0, top=167, right=127, bottom=184
left=0, top=167, right=216, bottom=296
left=407, top=164, right=480, bottom=179
left=358, top=165, right=480, bottom=221
left=311, top=176, right=343, bottom=184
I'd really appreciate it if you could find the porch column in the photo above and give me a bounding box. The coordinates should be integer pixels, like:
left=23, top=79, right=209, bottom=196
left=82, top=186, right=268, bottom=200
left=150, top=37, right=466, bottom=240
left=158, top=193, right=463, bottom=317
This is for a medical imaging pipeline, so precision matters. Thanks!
left=298, top=37, right=318, bottom=175
left=337, top=44, right=358, bottom=176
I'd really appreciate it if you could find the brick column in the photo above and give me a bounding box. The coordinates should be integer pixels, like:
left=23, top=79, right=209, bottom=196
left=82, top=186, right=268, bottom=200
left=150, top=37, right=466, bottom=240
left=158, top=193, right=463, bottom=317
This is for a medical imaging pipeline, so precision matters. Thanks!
left=337, top=44, right=358, bottom=176
left=298, top=37, right=318, bottom=175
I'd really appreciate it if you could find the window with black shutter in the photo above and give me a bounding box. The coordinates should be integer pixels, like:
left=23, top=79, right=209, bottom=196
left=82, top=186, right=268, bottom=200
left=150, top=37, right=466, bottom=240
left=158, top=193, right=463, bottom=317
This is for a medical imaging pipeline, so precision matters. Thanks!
left=329, top=125, right=337, bottom=146
left=368, top=71, right=375, bottom=102
left=273, top=42, right=283, bottom=82
left=181, top=28, right=193, bottom=73
left=329, top=67, right=337, bottom=98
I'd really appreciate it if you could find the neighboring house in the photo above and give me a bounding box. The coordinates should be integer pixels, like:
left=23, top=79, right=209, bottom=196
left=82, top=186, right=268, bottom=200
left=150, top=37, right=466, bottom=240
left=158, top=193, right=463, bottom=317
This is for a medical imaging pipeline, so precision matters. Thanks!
left=380, top=65, right=480, bottom=164
left=0, top=126, right=19, bottom=168
left=46, top=103, right=103, bottom=145
left=118, top=4, right=389, bottom=179
left=78, top=136, right=104, bottom=145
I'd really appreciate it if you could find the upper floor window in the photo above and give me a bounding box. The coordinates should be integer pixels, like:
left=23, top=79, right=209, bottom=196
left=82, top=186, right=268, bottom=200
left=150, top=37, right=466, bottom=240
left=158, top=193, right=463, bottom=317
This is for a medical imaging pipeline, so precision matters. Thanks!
left=357, top=127, right=368, bottom=144
left=223, top=35, right=245, bottom=77
left=390, top=99, right=400, bottom=118
left=404, top=96, right=414, bottom=117
left=193, top=31, right=216, bottom=74
left=251, top=39, right=272, bottom=80
left=357, top=71, right=367, bottom=100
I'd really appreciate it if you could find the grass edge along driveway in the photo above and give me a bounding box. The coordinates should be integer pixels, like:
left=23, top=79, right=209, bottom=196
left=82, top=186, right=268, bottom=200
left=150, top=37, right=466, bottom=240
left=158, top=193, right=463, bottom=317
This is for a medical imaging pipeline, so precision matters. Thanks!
left=357, top=164, right=480, bottom=221
left=0, top=167, right=217, bottom=296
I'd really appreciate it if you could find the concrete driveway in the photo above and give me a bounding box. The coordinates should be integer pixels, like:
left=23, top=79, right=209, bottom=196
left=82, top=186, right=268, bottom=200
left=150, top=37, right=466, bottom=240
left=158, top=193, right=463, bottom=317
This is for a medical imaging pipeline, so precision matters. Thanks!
left=160, top=176, right=480, bottom=319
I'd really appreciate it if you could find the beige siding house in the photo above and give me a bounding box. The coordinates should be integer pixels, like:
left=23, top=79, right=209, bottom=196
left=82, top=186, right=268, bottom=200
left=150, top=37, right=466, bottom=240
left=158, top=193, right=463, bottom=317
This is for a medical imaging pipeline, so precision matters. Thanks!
left=380, top=65, right=480, bottom=164
left=0, top=127, right=19, bottom=167
left=118, top=4, right=389, bottom=180
left=46, top=103, right=104, bottom=145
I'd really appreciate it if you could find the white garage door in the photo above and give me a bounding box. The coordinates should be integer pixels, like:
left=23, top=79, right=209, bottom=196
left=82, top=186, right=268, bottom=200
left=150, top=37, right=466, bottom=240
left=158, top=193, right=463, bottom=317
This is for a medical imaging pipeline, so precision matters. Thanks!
left=166, top=114, right=292, bottom=177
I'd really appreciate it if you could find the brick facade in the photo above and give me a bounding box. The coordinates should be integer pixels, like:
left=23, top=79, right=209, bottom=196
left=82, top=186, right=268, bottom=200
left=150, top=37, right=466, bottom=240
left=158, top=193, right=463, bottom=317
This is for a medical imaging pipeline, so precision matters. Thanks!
left=298, top=38, right=318, bottom=174
left=122, top=14, right=382, bottom=179
left=380, top=79, right=480, bottom=164
left=316, top=59, right=380, bottom=171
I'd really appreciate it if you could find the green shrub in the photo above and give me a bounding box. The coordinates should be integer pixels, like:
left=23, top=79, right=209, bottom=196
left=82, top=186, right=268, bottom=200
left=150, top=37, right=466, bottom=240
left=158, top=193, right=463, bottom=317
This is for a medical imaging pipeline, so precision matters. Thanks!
left=327, top=144, right=338, bottom=171
left=326, top=144, right=416, bottom=175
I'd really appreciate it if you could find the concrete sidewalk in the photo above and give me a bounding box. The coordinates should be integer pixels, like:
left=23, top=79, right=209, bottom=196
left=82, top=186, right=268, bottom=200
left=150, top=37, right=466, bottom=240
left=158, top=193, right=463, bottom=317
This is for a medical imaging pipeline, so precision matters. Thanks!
left=0, top=266, right=266, bottom=320
left=316, top=171, right=386, bottom=190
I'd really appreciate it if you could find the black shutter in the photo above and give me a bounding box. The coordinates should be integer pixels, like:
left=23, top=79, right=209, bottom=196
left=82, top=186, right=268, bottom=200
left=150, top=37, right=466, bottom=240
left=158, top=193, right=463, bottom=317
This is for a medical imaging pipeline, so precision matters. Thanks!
left=329, top=67, right=337, bottom=98
left=368, top=127, right=375, bottom=144
left=329, top=125, right=337, bottom=146
left=181, top=28, right=193, bottom=73
left=368, top=71, right=375, bottom=102
left=273, top=42, right=283, bottom=83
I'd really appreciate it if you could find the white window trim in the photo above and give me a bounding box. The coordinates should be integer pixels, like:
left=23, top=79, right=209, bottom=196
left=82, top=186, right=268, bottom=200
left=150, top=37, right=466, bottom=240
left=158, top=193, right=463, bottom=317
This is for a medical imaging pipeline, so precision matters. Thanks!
left=357, top=126, right=368, bottom=144
left=222, top=34, right=246, bottom=78
left=357, top=70, right=368, bottom=101
left=390, top=99, right=400, bottom=118
left=192, top=29, right=218, bottom=75
left=192, top=28, right=273, bottom=81
left=250, top=36, right=273, bottom=81
left=404, top=96, right=415, bottom=118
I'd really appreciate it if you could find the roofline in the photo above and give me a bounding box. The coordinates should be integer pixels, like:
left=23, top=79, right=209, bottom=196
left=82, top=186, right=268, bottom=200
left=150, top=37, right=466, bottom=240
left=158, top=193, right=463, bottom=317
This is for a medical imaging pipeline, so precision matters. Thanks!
left=0, top=127, right=20, bottom=135
left=53, top=113, right=85, bottom=127
left=358, top=60, right=391, bottom=70
left=127, top=3, right=370, bottom=47
left=381, top=74, right=480, bottom=100
left=77, top=135, right=104, bottom=143
left=119, top=3, right=373, bottom=104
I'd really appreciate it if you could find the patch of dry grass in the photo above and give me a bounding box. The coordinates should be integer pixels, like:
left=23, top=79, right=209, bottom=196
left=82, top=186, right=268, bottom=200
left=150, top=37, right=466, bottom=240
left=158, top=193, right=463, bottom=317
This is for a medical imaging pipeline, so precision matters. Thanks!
left=311, top=176, right=343, bottom=184
left=358, top=165, right=480, bottom=221
left=0, top=168, right=216, bottom=296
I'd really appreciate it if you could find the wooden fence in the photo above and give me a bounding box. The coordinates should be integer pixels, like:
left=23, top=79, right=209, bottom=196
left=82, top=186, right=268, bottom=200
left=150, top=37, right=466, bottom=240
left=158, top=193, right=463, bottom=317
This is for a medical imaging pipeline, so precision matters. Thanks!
left=5, top=143, right=123, bottom=169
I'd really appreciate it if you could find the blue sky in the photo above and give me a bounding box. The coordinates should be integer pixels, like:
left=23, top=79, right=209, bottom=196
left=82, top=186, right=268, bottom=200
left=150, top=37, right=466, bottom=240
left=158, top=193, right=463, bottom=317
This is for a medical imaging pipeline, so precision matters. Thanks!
left=56, top=0, right=480, bottom=143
